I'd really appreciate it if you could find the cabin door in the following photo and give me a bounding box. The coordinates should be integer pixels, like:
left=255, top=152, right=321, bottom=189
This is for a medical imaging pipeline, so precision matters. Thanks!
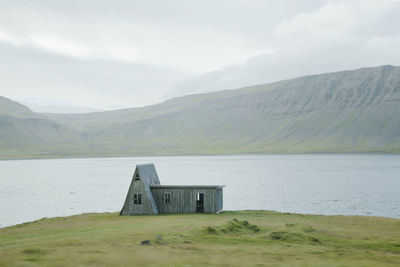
left=196, top=193, right=204, bottom=213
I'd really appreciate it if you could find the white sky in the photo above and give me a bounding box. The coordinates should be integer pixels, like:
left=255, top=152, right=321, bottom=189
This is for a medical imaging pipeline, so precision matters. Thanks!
left=0, top=0, right=400, bottom=111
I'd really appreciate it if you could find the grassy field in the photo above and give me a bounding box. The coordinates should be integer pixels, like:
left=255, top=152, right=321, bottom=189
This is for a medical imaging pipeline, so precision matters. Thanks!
left=0, top=211, right=399, bottom=266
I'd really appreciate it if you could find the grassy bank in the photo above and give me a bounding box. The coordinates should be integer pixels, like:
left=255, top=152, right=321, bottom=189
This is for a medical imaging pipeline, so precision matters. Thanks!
left=0, top=211, right=399, bottom=266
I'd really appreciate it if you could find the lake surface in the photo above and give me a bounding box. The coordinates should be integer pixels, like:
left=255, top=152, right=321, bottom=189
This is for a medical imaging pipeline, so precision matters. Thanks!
left=1, top=154, right=399, bottom=227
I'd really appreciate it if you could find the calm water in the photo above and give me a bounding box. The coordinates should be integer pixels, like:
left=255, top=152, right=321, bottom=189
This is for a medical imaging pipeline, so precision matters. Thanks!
left=1, top=154, right=399, bottom=227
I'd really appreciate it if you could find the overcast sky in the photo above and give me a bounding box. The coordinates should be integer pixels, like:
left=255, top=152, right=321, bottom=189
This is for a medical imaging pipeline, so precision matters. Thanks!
left=1, top=0, right=400, bottom=112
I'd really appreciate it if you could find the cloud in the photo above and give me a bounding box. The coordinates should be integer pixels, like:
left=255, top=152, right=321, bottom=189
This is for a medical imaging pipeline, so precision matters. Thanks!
left=1, top=0, right=400, bottom=110
left=0, top=1, right=276, bottom=73
left=274, top=2, right=356, bottom=42
left=30, top=34, right=91, bottom=59
left=171, top=0, right=400, bottom=96
left=0, top=42, right=189, bottom=109
left=0, top=31, right=21, bottom=46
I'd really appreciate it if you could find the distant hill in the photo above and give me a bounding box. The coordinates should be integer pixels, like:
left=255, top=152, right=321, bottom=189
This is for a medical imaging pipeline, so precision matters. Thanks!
left=0, top=97, right=84, bottom=158
left=1, top=65, right=400, bottom=159
left=0, top=96, right=43, bottom=119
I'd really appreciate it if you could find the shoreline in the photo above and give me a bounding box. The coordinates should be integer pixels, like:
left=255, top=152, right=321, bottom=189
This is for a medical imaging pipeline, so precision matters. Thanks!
left=2, top=209, right=399, bottom=229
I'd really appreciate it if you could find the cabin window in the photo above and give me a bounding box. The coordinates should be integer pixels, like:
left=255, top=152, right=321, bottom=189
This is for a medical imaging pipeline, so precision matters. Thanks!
left=164, top=192, right=171, bottom=204
left=133, top=193, right=142, bottom=205
left=134, top=172, right=140, bottom=181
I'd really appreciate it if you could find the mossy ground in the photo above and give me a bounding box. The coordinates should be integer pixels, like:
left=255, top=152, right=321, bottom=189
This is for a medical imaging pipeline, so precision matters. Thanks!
left=0, top=211, right=399, bottom=266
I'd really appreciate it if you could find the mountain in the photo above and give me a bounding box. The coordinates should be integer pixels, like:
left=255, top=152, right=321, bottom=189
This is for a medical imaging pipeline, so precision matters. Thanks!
left=0, top=97, right=84, bottom=159
left=0, top=96, right=43, bottom=119
left=2, top=65, right=400, bottom=159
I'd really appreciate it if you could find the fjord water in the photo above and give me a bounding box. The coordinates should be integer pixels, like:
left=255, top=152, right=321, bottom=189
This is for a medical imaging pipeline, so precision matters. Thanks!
left=1, top=154, right=399, bottom=227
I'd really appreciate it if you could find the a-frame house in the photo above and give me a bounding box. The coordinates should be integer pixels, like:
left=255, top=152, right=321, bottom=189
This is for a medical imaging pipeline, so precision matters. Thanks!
left=120, top=163, right=224, bottom=215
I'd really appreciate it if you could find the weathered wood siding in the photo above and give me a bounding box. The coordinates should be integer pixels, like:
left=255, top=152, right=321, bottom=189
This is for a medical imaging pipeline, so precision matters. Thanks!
left=120, top=179, right=155, bottom=215
left=216, top=188, right=223, bottom=212
left=150, top=187, right=223, bottom=214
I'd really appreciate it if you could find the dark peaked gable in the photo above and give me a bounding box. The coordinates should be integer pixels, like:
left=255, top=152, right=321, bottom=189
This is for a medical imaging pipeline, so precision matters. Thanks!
left=120, top=163, right=160, bottom=215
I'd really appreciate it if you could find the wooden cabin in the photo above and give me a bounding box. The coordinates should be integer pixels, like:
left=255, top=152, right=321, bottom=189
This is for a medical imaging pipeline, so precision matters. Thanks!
left=120, top=163, right=224, bottom=215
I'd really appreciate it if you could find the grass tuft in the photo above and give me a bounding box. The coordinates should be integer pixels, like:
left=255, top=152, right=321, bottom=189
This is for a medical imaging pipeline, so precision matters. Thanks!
left=205, top=218, right=260, bottom=235
left=269, top=223, right=319, bottom=243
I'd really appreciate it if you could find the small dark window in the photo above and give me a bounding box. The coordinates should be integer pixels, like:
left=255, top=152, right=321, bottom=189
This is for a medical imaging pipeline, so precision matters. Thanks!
left=134, top=172, right=140, bottom=180
left=164, top=192, right=171, bottom=204
left=133, top=193, right=142, bottom=205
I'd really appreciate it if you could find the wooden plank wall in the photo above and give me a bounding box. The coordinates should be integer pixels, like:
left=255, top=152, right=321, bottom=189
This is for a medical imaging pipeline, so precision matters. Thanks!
left=150, top=188, right=221, bottom=214
left=216, top=188, right=223, bottom=212
left=120, top=180, right=154, bottom=215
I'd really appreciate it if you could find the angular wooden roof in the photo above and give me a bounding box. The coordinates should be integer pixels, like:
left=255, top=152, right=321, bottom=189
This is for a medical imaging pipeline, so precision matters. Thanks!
left=135, top=163, right=160, bottom=214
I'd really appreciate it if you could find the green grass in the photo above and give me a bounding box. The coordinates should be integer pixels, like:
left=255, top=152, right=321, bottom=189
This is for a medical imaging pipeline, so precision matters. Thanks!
left=0, top=211, right=399, bottom=266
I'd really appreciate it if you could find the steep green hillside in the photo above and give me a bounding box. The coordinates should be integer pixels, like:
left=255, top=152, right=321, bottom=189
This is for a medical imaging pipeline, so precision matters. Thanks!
left=1, top=65, right=400, bottom=159
left=48, top=65, right=400, bottom=155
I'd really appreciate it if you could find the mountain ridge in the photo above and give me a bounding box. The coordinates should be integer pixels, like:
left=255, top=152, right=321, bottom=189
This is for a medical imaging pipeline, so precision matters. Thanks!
left=0, top=96, right=43, bottom=119
left=1, top=65, right=400, bottom=159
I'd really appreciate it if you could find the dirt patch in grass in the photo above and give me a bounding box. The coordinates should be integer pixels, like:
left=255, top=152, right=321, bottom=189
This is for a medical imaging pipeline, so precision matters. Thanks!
left=22, top=248, right=47, bottom=255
